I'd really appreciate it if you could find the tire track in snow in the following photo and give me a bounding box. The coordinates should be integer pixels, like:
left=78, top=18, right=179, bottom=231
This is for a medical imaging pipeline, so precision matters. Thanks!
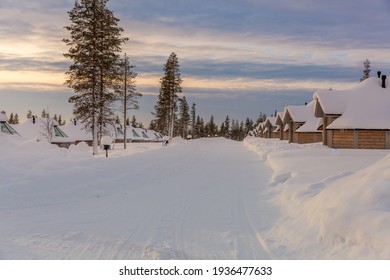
left=2, top=139, right=279, bottom=259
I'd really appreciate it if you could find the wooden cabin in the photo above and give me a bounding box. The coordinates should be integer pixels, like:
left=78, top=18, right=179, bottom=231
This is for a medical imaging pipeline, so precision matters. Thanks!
left=314, top=76, right=390, bottom=149
left=275, top=112, right=289, bottom=140
left=264, top=117, right=279, bottom=139
left=283, top=101, right=322, bottom=144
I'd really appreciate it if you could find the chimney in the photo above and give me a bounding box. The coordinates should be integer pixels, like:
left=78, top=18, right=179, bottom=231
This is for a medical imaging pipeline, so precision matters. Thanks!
left=382, top=75, right=387, bottom=88
left=32, top=116, right=36, bottom=124
left=377, top=71, right=382, bottom=78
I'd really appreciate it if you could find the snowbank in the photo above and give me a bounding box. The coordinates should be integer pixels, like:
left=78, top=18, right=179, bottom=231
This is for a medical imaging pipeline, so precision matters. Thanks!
left=244, top=137, right=390, bottom=259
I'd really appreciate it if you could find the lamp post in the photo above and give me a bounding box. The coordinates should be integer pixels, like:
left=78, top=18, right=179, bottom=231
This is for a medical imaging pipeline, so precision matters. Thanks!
left=101, top=136, right=113, bottom=157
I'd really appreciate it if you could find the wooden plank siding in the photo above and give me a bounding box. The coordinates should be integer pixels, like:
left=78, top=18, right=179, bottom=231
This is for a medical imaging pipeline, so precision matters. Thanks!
left=329, top=129, right=389, bottom=149
left=358, top=130, right=386, bottom=149
left=273, top=131, right=281, bottom=139
left=332, top=129, right=354, bottom=149
left=297, top=132, right=322, bottom=144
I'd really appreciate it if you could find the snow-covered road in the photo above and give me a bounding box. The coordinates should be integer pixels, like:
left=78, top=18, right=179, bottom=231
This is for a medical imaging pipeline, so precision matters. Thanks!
left=0, top=138, right=278, bottom=259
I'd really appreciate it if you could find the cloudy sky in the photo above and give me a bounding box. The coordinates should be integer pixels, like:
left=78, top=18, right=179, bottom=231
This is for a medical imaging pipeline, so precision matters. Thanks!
left=1, top=0, right=390, bottom=125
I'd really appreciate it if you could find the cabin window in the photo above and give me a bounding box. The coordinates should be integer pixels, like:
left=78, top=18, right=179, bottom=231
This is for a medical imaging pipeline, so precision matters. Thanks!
left=53, top=126, right=68, bottom=137
left=132, top=130, right=140, bottom=137
left=116, top=127, right=124, bottom=136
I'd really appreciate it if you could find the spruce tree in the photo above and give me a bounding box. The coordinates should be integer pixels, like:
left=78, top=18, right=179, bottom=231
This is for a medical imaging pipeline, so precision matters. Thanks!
left=360, top=59, right=371, bottom=82
left=14, top=113, right=19, bottom=124
left=206, top=115, right=217, bottom=137
left=224, top=116, right=230, bottom=138
left=190, top=102, right=196, bottom=139
left=178, top=96, right=190, bottom=139
left=115, top=54, right=141, bottom=148
left=9, top=113, right=14, bottom=124
left=131, top=115, right=137, bottom=127
left=153, top=52, right=182, bottom=139
left=219, top=122, right=225, bottom=137
left=64, top=0, right=127, bottom=155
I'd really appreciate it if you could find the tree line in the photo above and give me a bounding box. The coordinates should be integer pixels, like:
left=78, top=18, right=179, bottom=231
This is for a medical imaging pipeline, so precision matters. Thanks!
left=1, top=109, right=66, bottom=125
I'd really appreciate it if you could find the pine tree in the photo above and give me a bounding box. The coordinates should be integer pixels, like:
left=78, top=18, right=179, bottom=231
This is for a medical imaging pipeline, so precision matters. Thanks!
left=131, top=115, right=137, bottom=127
left=9, top=113, right=14, bottom=124
left=245, top=118, right=254, bottom=135
left=27, top=110, right=33, bottom=119
left=64, top=0, right=128, bottom=155
left=190, top=102, right=196, bottom=139
left=152, top=52, right=182, bottom=138
left=255, top=112, right=267, bottom=126
left=205, top=115, right=217, bottom=137
left=14, top=113, right=19, bottom=124
left=115, top=54, right=141, bottom=148
left=239, top=121, right=245, bottom=141
left=360, top=59, right=371, bottom=82
left=224, top=116, right=230, bottom=138
left=178, top=96, right=190, bottom=139
left=41, top=109, right=49, bottom=118
left=115, top=115, right=121, bottom=124
left=219, top=122, right=225, bottom=137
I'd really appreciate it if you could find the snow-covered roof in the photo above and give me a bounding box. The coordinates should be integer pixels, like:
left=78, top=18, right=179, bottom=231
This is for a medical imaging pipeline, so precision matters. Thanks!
left=315, top=77, right=390, bottom=129
left=275, top=112, right=284, bottom=125
left=283, top=101, right=322, bottom=133
left=296, top=116, right=323, bottom=133
left=284, top=102, right=313, bottom=124
left=61, top=120, right=93, bottom=142
left=313, top=89, right=347, bottom=116
left=13, top=117, right=73, bottom=143
left=265, top=117, right=277, bottom=127
left=295, top=102, right=322, bottom=133
left=61, top=121, right=163, bottom=143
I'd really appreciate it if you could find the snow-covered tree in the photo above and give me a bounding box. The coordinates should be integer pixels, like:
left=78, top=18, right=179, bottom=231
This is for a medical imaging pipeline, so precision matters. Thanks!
left=26, top=110, right=33, bottom=119
left=360, top=59, right=371, bottom=82
left=64, top=0, right=127, bottom=155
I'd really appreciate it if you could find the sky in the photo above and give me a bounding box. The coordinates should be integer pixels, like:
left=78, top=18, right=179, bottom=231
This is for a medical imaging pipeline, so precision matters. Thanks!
left=1, top=0, right=390, bottom=126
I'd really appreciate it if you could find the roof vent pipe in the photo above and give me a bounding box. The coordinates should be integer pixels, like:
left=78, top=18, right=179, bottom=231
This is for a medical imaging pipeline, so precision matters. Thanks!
left=378, top=71, right=382, bottom=78
left=382, top=75, right=387, bottom=88
left=32, top=116, right=36, bottom=124
left=74, top=119, right=77, bottom=126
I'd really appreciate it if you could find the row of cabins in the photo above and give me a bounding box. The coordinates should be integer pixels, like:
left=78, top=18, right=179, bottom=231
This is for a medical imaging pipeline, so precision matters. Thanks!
left=0, top=114, right=163, bottom=148
left=255, top=74, right=390, bottom=149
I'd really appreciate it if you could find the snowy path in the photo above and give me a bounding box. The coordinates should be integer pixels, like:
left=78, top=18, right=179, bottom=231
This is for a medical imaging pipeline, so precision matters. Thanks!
left=0, top=138, right=277, bottom=260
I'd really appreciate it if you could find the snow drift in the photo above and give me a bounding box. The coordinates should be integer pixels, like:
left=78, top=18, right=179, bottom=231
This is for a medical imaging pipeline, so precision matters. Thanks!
left=244, top=137, right=390, bottom=259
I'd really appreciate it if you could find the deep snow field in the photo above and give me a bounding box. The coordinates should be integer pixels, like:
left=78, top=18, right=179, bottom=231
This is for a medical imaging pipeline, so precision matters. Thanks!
left=1, top=133, right=390, bottom=259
